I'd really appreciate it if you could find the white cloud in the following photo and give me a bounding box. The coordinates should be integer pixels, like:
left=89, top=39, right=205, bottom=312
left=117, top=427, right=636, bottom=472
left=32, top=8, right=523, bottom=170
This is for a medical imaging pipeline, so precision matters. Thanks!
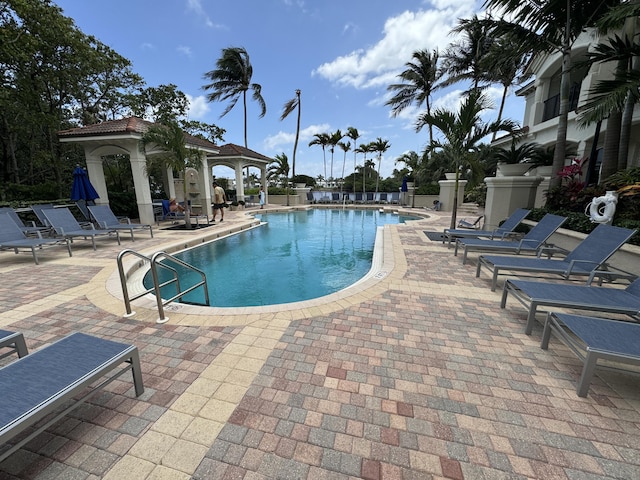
left=263, top=123, right=331, bottom=152
left=141, top=42, right=155, bottom=50
left=312, top=4, right=477, bottom=89
left=177, top=45, right=192, bottom=57
left=186, top=94, right=210, bottom=119
left=185, top=0, right=225, bottom=29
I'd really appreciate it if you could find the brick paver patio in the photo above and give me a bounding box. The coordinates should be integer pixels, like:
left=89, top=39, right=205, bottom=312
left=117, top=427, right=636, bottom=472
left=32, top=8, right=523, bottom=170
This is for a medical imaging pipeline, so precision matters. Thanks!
left=0, top=207, right=639, bottom=479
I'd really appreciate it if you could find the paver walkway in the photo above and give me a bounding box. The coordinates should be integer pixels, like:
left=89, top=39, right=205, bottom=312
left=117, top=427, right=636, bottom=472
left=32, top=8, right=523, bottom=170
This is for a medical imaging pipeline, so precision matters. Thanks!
left=0, top=207, right=639, bottom=479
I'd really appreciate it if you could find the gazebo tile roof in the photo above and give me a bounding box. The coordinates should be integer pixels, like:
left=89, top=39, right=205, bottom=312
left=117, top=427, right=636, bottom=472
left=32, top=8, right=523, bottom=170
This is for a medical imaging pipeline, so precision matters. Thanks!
left=213, top=144, right=272, bottom=162
left=57, top=117, right=219, bottom=150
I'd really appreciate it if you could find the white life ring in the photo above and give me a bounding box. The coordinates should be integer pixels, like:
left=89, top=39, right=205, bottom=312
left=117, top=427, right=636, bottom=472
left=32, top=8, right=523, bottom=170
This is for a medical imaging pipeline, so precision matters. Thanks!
left=586, top=191, right=618, bottom=224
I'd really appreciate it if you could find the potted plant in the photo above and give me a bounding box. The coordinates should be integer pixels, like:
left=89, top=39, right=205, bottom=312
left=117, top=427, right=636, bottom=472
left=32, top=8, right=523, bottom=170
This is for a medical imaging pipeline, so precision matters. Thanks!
left=495, top=141, right=540, bottom=176
left=229, top=200, right=245, bottom=211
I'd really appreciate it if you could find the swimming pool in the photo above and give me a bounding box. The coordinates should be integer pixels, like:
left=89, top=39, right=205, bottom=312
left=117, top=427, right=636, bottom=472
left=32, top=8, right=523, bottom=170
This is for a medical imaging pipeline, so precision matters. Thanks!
left=145, top=209, right=418, bottom=307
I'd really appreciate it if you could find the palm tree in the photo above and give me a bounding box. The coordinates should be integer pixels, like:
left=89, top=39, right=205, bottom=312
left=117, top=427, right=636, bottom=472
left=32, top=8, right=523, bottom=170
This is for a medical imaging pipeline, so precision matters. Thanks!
left=141, top=120, right=203, bottom=229
left=267, top=153, right=290, bottom=205
left=328, top=130, right=344, bottom=186
left=386, top=49, right=441, bottom=146
left=483, top=0, right=619, bottom=189
left=441, top=15, right=494, bottom=93
left=309, top=133, right=330, bottom=186
left=202, top=46, right=266, bottom=148
left=338, top=140, right=351, bottom=194
left=417, top=90, right=519, bottom=229
left=280, top=89, right=301, bottom=178
left=370, top=137, right=391, bottom=196
left=346, top=127, right=361, bottom=182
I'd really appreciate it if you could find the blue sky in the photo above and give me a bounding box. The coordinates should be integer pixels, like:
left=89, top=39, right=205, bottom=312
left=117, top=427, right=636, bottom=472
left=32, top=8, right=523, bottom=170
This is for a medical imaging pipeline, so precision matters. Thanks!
left=54, top=0, right=524, bottom=180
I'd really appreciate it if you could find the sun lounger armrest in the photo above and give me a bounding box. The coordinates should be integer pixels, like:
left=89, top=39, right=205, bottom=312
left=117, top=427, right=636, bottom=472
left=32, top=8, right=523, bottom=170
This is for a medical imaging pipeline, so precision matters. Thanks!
left=563, top=259, right=601, bottom=278
left=587, top=266, right=640, bottom=285
left=516, top=238, right=545, bottom=252
left=537, top=245, right=569, bottom=258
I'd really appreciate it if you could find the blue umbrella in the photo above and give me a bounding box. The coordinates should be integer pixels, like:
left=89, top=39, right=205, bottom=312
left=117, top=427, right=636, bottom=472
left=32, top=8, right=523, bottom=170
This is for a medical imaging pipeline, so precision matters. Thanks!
left=70, top=166, right=99, bottom=201
left=401, top=176, right=408, bottom=192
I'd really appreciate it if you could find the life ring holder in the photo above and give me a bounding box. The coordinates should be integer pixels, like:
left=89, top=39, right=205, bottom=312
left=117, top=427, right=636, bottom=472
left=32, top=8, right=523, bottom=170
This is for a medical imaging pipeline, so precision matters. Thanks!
left=585, top=191, right=618, bottom=224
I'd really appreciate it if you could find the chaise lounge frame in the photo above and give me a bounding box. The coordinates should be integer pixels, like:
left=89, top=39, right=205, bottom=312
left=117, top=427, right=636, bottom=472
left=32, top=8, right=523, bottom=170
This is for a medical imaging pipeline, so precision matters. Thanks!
left=0, top=332, right=144, bottom=462
left=0, top=330, right=28, bottom=360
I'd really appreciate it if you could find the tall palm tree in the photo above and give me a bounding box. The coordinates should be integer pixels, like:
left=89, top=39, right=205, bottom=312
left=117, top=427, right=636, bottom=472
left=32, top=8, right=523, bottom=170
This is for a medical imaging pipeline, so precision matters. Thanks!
left=417, top=90, right=519, bottom=228
left=484, top=0, right=619, bottom=188
left=386, top=49, right=441, bottom=146
left=441, top=15, right=494, bottom=93
left=309, top=133, right=330, bottom=186
left=328, top=130, right=344, bottom=185
left=370, top=137, right=391, bottom=196
left=267, top=152, right=290, bottom=205
left=141, top=120, right=202, bottom=229
left=346, top=127, right=361, bottom=182
left=280, top=89, right=301, bottom=178
left=338, top=140, right=351, bottom=194
left=202, top=46, right=266, bottom=148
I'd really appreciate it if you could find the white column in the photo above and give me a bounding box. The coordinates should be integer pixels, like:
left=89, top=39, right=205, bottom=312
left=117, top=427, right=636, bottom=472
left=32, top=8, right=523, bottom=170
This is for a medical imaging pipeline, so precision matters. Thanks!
left=164, top=167, right=176, bottom=201
left=235, top=163, right=245, bottom=202
left=199, top=155, right=212, bottom=217
left=84, top=149, right=109, bottom=205
left=129, top=149, right=155, bottom=225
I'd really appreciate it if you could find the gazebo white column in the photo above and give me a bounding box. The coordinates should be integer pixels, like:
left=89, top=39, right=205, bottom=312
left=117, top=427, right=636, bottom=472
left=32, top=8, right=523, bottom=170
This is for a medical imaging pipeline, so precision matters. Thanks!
left=260, top=167, right=268, bottom=204
left=235, top=165, right=245, bottom=201
left=484, top=175, right=543, bottom=230
left=84, top=148, right=109, bottom=206
left=198, top=154, right=212, bottom=217
left=129, top=148, right=155, bottom=225
left=163, top=167, right=176, bottom=201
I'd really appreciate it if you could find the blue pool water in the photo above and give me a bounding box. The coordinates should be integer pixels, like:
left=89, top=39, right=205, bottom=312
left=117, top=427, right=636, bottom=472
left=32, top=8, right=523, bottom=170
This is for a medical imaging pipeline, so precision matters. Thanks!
left=145, top=209, right=417, bottom=307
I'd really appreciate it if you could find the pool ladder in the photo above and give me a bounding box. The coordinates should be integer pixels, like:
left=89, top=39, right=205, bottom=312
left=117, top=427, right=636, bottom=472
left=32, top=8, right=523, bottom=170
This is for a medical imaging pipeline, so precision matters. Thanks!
left=117, top=249, right=210, bottom=324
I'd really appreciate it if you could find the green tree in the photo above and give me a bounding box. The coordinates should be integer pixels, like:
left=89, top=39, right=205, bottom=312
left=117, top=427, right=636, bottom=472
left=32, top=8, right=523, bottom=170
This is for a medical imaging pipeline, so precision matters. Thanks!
left=268, top=153, right=291, bottom=205
left=309, top=133, right=330, bottom=185
left=386, top=49, right=440, bottom=146
left=280, top=89, right=301, bottom=178
left=484, top=0, right=620, bottom=188
left=346, top=127, right=361, bottom=182
left=202, top=46, right=266, bottom=148
left=370, top=138, right=391, bottom=196
left=418, top=90, right=518, bottom=228
left=141, top=120, right=203, bottom=229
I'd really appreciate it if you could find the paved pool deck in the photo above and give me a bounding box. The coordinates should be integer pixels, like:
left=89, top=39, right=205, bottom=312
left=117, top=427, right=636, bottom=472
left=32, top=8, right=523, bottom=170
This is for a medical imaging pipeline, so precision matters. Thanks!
left=0, top=206, right=639, bottom=480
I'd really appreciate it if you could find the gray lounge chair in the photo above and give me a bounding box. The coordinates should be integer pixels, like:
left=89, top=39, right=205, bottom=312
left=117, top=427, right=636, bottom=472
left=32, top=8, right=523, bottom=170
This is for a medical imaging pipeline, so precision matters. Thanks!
left=43, top=207, right=120, bottom=250
left=365, top=193, right=375, bottom=203
left=501, top=276, right=640, bottom=335
left=0, top=207, right=50, bottom=236
left=457, top=215, right=483, bottom=229
left=0, top=213, right=71, bottom=265
left=0, top=330, right=28, bottom=360
left=477, top=223, right=637, bottom=291
left=378, top=193, right=388, bottom=204
left=389, top=192, right=400, bottom=204
left=541, top=312, right=640, bottom=397
left=455, top=214, right=567, bottom=264
left=30, top=203, right=54, bottom=227
left=0, top=332, right=144, bottom=462
left=331, top=192, right=341, bottom=203
left=442, top=208, right=530, bottom=247
left=88, top=205, right=153, bottom=241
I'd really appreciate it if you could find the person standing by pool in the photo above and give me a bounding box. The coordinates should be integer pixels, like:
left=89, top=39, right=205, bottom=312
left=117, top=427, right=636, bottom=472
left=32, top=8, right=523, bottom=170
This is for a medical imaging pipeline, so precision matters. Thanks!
left=259, top=186, right=265, bottom=209
left=211, top=181, right=227, bottom=223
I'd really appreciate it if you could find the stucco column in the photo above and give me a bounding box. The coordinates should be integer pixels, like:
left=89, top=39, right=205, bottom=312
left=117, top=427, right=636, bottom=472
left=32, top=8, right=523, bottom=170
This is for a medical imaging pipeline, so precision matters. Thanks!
left=437, top=179, right=467, bottom=212
left=199, top=155, right=212, bottom=217
left=484, top=175, right=543, bottom=231
left=260, top=167, right=268, bottom=205
left=129, top=149, right=155, bottom=225
left=163, top=167, right=176, bottom=201
left=235, top=165, right=245, bottom=202
left=84, top=149, right=109, bottom=205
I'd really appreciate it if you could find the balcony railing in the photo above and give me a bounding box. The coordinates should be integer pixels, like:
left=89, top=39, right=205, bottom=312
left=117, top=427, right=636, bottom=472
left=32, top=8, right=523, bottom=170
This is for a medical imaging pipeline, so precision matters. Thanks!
left=542, top=83, right=581, bottom=122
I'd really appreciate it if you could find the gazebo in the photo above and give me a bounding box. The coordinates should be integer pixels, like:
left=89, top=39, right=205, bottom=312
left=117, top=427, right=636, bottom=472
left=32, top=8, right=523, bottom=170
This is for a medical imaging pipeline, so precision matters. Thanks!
left=58, top=117, right=271, bottom=224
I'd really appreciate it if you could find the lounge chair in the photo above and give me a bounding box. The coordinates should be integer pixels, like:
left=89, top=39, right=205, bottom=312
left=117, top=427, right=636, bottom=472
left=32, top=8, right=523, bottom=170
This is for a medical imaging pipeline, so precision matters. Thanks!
left=0, top=332, right=144, bottom=462
left=455, top=214, right=567, bottom=264
left=378, top=193, right=388, bottom=204
left=30, top=203, right=54, bottom=227
left=0, top=213, right=72, bottom=265
left=331, top=192, right=341, bottom=203
left=442, top=208, right=531, bottom=247
left=88, top=205, right=153, bottom=241
left=0, top=330, right=28, bottom=360
left=365, top=193, right=375, bottom=203
left=306, top=192, right=315, bottom=204
left=457, top=215, right=483, bottom=229
left=501, top=276, right=640, bottom=335
left=156, top=200, right=209, bottom=226
left=541, top=312, right=640, bottom=397
left=43, top=207, right=120, bottom=250
left=476, top=223, right=637, bottom=291
left=389, top=192, right=400, bottom=204
left=354, top=193, right=364, bottom=204
left=0, top=207, right=50, bottom=236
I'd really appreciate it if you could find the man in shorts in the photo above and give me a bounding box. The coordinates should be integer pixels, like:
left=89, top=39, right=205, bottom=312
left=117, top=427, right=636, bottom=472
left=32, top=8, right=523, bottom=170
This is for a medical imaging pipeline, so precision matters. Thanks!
left=211, top=181, right=227, bottom=223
